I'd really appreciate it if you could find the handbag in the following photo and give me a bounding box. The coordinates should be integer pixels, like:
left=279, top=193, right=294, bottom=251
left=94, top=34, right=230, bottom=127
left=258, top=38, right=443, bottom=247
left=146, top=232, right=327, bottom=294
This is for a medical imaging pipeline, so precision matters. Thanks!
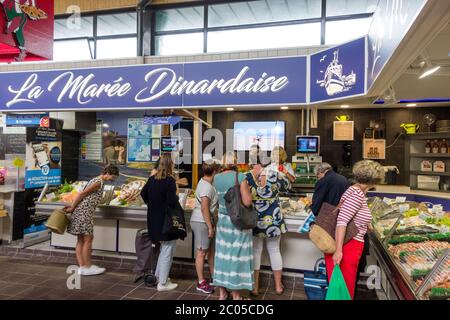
left=224, top=172, right=257, bottom=230
left=45, top=208, right=70, bottom=235
left=162, top=202, right=187, bottom=241
left=309, top=189, right=361, bottom=254
left=304, top=258, right=328, bottom=300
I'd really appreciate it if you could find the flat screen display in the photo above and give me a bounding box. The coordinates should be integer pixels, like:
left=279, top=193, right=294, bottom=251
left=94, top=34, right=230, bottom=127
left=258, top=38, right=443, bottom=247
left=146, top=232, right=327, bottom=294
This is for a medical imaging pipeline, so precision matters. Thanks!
left=233, top=121, right=285, bottom=151
left=161, top=137, right=178, bottom=152
left=297, top=136, right=320, bottom=154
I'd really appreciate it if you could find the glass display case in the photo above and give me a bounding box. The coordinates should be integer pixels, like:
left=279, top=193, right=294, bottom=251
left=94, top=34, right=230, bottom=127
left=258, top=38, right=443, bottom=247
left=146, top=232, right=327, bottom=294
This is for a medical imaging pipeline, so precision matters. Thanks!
left=369, top=196, right=450, bottom=300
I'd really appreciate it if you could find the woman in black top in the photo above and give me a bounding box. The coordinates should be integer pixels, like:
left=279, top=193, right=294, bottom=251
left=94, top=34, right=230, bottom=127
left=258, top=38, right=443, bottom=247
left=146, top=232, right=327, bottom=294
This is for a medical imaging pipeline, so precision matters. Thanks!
left=141, top=153, right=180, bottom=292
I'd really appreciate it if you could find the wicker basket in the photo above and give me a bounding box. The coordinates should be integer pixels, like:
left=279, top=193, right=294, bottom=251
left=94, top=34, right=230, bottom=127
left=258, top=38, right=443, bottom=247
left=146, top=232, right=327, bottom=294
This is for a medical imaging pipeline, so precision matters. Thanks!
left=45, top=209, right=69, bottom=235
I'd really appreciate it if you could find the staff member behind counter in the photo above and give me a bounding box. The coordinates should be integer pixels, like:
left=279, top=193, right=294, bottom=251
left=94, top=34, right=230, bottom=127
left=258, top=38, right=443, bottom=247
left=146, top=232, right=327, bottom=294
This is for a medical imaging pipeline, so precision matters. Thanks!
left=266, top=146, right=296, bottom=184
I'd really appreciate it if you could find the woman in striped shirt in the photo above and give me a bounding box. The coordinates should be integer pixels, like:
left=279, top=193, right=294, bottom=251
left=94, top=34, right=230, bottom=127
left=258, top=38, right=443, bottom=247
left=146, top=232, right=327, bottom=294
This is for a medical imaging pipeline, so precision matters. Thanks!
left=325, top=160, right=382, bottom=299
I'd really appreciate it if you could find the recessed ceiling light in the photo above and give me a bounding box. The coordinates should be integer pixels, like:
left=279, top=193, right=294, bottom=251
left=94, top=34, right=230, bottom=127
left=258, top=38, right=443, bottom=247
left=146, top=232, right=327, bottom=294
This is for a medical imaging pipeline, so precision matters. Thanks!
left=406, top=103, right=417, bottom=107
left=341, top=105, right=350, bottom=109
left=281, top=106, right=289, bottom=110
left=226, top=107, right=234, bottom=111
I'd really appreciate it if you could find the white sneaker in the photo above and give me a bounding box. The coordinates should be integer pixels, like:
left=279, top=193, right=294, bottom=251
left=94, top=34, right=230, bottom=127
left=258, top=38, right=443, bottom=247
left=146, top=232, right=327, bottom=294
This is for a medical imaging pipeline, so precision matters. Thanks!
left=81, top=265, right=106, bottom=276
left=77, top=267, right=85, bottom=275
left=157, top=281, right=178, bottom=292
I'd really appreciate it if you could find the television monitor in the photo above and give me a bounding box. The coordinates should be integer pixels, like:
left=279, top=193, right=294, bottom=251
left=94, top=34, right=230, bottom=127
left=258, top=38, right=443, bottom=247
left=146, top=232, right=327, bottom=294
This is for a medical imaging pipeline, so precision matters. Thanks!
left=161, top=137, right=179, bottom=152
left=233, top=121, right=285, bottom=151
left=296, top=136, right=320, bottom=154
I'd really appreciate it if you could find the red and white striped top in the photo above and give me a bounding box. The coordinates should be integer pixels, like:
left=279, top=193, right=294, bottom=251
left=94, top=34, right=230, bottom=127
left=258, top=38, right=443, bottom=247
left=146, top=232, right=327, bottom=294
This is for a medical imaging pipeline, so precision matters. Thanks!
left=336, top=186, right=372, bottom=242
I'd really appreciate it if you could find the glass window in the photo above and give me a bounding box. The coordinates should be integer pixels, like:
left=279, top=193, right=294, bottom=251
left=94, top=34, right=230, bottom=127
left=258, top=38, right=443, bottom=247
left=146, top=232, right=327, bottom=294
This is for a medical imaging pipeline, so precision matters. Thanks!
left=54, top=39, right=93, bottom=61
left=54, top=16, right=94, bottom=39
left=97, top=12, right=137, bottom=36
left=326, top=0, right=378, bottom=17
left=208, top=23, right=321, bottom=53
left=96, top=37, right=138, bottom=59
left=155, top=33, right=203, bottom=55
left=156, top=6, right=204, bottom=32
left=208, top=0, right=322, bottom=27
left=325, top=18, right=372, bottom=44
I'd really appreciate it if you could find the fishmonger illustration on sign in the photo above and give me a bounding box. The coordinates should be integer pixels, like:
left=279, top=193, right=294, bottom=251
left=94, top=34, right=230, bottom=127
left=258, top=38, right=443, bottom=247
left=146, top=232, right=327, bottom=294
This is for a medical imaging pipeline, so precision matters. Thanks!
left=0, top=0, right=48, bottom=61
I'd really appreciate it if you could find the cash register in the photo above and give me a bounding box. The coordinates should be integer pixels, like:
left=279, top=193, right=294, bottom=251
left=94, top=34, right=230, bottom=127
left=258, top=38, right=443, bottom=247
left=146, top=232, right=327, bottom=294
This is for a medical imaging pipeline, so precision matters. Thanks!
left=292, top=136, right=322, bottom=188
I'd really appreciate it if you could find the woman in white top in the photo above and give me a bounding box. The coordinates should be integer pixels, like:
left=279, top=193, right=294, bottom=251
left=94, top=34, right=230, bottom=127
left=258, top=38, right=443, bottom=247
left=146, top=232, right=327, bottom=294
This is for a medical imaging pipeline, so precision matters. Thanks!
left=190, top=160, right=221, bottom=294
left=268, top=146, right=296, bottom=184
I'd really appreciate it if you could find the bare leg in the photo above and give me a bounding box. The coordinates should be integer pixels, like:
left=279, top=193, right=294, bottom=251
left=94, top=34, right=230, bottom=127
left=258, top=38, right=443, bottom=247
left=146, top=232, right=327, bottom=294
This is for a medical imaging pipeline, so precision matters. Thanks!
left=207, top=245, right=215, bottom=277
left=195, top=249, right=207, bottom=283
left=218, top=287, right=228, bottom=300
left=273, top=270, right=284, bottom=294
left=231, top=290, right=242, bottom=300
left=82, top=235, right=93, bottom=268
left=75, top=235, right=84, bottom=267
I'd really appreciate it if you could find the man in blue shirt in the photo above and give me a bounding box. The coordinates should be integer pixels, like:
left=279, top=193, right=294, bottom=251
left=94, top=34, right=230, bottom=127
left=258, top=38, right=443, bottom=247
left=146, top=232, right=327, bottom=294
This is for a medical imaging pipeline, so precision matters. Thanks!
left=311, top=163, right=350, bottom=216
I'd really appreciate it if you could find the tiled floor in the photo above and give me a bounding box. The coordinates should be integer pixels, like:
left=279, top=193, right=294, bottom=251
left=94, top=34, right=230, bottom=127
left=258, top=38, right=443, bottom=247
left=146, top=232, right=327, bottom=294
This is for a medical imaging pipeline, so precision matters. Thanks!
left=0, top=247, right=378, bottom=301
left=0, top=255, right=312, bottom=300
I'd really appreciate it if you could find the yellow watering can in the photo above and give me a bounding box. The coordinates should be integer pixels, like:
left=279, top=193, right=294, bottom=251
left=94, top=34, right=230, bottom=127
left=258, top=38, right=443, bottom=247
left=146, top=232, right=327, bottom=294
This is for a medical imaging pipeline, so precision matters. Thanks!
left=401, top=123, right=419, bottom=134
left=336, top=115, right=350, bottom=121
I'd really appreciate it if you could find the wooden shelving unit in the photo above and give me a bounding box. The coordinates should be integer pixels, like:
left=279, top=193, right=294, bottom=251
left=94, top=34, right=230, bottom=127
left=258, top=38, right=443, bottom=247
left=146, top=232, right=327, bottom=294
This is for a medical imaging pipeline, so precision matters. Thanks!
left=406, top=132, right=450, bottom=193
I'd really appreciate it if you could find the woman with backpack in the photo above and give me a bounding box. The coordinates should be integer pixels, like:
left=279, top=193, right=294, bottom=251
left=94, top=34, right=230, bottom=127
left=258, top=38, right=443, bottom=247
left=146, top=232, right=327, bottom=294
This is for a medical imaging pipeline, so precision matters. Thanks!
left=212, top=152, right=254, bottom=300
left=141, top=153, right=180, bottom=292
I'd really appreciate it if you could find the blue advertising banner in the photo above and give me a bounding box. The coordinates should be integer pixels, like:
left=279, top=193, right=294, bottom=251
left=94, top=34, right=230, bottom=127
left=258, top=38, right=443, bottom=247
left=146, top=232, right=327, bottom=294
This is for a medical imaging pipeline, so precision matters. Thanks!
left=144, top=115, right=182, bottom=125
left=25, top=120, right=63, bottom=189
left=0, top=56, right=307, bottom=112
left=6, top=113, right=49, bottom=127
left=367, top=0, right=428, bottom=89
left=310, top=37, right=366, bottom=103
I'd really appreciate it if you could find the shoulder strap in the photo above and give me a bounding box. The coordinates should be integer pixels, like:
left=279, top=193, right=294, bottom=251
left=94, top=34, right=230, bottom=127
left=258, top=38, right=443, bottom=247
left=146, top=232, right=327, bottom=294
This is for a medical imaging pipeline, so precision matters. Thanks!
left=235, top=171, right=239, bottom=187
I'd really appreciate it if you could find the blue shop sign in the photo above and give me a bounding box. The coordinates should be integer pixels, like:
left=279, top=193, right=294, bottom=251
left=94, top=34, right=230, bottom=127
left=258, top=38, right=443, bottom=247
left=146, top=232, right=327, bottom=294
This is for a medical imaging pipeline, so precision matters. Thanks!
left=367, top=0, right=428, bottom=89
left=310, top=37, right=367, bottom=103
left=0, top=56, right=308, bottom=112
left=6, top=113, right=49, bottom=126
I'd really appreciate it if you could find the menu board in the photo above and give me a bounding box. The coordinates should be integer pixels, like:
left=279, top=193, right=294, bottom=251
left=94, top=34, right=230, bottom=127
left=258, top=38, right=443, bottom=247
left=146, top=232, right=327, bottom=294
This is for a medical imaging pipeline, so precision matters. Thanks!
left=127, top=118, right=162, bottom=163
left=5, top=134, right=27, bottom=155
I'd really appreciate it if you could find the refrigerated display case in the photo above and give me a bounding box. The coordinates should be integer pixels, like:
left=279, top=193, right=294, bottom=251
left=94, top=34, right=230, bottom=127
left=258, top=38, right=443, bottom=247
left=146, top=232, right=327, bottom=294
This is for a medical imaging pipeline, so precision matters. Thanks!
left=368, top=196, right=450, bottom=300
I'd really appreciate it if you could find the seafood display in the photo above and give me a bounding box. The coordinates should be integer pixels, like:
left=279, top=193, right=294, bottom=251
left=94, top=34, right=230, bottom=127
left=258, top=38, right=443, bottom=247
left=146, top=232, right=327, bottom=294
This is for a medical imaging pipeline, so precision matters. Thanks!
left=109, top=180, right=146, bottom=207
left=371, top=196, right=450, bottom=299
left=279, top=197, right=312, bottom=218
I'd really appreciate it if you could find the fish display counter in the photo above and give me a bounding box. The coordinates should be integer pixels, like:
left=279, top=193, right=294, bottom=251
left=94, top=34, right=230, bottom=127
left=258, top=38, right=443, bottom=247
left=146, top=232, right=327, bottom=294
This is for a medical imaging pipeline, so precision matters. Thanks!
left=35, top=181, right=324, bottom=272
left=35, top=180, right=194, bottom=259
left=368, top=195, right=450, bottom=300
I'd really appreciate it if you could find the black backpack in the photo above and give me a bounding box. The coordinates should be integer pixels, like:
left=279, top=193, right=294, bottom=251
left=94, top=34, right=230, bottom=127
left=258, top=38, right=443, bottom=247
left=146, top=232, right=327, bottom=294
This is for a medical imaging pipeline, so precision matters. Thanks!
left=224, top=172, right=257, bottom=230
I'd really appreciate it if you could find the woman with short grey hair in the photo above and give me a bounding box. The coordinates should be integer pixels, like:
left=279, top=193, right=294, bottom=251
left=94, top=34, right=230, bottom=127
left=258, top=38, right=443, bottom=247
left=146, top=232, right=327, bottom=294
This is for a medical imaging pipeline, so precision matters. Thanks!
left=324, top=160, right=382, bottom=300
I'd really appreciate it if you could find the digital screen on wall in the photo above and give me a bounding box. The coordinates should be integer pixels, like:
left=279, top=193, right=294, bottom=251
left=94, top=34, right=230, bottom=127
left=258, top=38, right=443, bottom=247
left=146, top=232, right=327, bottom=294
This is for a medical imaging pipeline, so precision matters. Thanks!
left=161, top=137, right=179, bottom=152
left=296, top=136, right=320, bottom=154
left=233, top=121, right=285, bottom=151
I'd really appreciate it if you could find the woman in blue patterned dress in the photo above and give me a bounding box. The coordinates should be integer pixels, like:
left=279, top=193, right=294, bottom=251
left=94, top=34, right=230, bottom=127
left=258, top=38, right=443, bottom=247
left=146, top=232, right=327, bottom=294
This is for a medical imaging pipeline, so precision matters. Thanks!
left=212, top=152, right=254, bottom=300
left=246, top=156, right=290, bottom=296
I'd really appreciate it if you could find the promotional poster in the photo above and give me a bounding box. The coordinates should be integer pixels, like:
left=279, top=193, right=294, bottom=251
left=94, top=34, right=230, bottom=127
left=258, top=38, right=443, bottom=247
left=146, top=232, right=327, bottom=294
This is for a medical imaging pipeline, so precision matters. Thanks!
left=25, top=119, right=62, bottom=189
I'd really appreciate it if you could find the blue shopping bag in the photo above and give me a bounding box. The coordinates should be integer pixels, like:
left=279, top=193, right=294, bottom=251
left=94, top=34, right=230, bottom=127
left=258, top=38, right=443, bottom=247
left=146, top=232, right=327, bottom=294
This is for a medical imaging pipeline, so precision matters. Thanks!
left=303, top=258, right=328, bottom=300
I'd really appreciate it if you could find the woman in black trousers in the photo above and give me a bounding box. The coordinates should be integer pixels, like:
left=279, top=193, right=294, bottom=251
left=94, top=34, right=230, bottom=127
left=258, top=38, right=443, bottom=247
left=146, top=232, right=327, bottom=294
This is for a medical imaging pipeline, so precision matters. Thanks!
left=141, top=153, right=180, bottom=292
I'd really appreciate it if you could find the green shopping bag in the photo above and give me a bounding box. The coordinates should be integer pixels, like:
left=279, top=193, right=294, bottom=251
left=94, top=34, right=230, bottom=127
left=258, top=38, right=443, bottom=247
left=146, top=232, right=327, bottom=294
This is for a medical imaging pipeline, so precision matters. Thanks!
left=325, top=265, right=351, bottom=300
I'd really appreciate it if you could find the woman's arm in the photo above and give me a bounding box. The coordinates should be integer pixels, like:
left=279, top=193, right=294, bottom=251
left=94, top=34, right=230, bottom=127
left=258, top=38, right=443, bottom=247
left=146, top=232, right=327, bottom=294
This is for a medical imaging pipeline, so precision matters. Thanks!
left=200, top=197, right=214, bottom=238
left=332, top=190, right=363, bottom=265
left=167, top=178, right=179, bottom=206
left=240, top=179, right=253, bottom=207
left=64, top=181, right=101, bottom=212
left=140, top=178, right=151, bottom=204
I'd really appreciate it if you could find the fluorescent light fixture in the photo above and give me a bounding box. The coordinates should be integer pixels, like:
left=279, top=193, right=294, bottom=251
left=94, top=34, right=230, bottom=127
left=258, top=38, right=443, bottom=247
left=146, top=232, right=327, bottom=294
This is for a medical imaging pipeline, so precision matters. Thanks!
left=406, top=103, right=417, bottom=107
left=281, top=106, right=289, bottom=110
left=341, top=105, right=350, bottom=109
left=102, top=123, right=110, bottom=128
left=226, top=107, right=234, bottom=111
left=419, top=65, right=441, bottom=79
